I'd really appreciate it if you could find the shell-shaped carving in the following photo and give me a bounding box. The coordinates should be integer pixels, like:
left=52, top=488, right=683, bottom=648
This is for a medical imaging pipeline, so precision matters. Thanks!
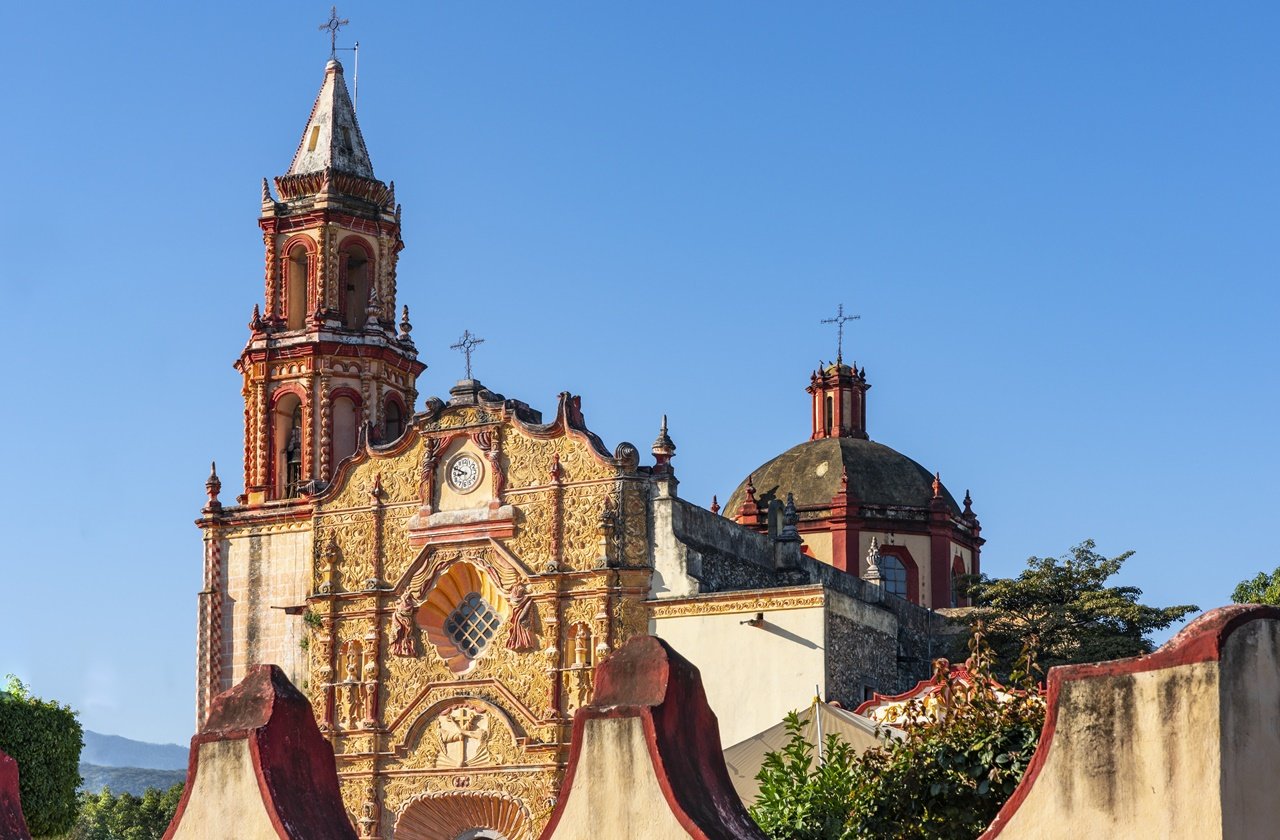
left=418, top=561, right=509, bottom=674
left=395, top=790, right=532, bottom=840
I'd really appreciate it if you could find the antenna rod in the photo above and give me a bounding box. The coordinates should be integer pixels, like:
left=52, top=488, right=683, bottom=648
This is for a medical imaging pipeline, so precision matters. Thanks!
left=336, top=41, right=359, bottom=111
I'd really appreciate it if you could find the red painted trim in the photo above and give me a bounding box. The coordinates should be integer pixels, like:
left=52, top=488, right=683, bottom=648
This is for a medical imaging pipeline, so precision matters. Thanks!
left=852, top=667, right=981, bottom=717
left=978, top=605, right=1280, bottom=838
left=0, top=749, right=31, bottom=840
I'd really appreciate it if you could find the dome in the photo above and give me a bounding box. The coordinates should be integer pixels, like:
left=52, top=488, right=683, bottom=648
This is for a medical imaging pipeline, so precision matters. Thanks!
left=724, top=437, right=959, bottom=518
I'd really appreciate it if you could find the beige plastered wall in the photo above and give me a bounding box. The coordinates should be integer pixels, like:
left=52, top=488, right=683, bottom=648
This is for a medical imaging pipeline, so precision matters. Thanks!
left=168, top=739, right=280, bottom=840
left=802, top=530, right=833, bottom=565
left=651, top=604, right=825, bottom=746
left=222, top=528, right=311, bottom=691
left=543, top=717, right=695, bottom=840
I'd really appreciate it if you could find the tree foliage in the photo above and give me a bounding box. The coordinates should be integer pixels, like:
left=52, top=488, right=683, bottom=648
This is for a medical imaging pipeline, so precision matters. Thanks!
left=960, top=540, right=1199, bottom=675
left=69, top=784, right=184, bottom=840
left=750, top=715, right=860, bottom=840
left=1231, top=566, right=1280, bottom=606
left=0, top=675, right=83, bottom=837
left=751, top=631, right=1045, bottom=840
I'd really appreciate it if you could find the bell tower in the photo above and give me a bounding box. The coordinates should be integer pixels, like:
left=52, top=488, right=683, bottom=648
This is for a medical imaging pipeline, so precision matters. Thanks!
left=237, top=58, right=426, bottom=504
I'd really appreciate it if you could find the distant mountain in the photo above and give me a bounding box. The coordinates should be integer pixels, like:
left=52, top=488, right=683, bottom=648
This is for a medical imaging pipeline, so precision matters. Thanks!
left=82, top=730, right=189, bottom=771
left=79, top=763, right=186, bottom=796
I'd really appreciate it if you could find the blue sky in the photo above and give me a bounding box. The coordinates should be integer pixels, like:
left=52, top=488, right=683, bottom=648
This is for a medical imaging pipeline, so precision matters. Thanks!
left=1, top=2, right=1276, bottom=745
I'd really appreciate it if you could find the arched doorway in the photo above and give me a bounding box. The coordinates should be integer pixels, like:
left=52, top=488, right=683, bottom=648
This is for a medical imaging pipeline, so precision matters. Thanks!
left=394, top=791, right=531, bottom=840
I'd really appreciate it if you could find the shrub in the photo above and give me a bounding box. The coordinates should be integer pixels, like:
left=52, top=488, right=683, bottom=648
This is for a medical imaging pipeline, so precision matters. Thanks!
left=0, top=675, right=84, bottom=837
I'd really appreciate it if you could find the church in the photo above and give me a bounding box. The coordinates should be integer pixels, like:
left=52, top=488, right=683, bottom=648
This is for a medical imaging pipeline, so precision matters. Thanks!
left=194, top=55, right=983, bottom=840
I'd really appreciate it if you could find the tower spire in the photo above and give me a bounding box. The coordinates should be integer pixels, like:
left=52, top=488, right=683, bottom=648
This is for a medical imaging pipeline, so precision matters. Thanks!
left=288, top=57, right=372, bottom=178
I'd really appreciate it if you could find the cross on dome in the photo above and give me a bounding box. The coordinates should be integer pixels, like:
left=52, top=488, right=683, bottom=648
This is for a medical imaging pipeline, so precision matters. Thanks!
left=820, top=303, right=860, bottom=364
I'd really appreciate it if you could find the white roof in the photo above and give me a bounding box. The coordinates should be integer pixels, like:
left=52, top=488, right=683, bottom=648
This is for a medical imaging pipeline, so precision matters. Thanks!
left=722, top=699, right=902, bottom=807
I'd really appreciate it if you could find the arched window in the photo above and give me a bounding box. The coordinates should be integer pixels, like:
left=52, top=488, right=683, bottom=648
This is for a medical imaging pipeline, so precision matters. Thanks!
left=383, top=398, right=405, bottom=442
left=332, top=394, right=360, bottom=466
left=285, top=245, right=309, bottom=330
left=284, top=406, right=303, bottom=497
left=880, top=555, right=908, bottom=599
left=271, top=392, right=305, bottom=499
left=339, top=244, right=371, bottom=329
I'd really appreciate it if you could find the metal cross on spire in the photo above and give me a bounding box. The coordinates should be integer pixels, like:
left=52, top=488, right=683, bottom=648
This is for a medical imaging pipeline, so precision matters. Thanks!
left=820, top=303, right=860, bottom=364
left=450, top=330, right=485, bottom=380
left=319, top=6, right=349, bottom=59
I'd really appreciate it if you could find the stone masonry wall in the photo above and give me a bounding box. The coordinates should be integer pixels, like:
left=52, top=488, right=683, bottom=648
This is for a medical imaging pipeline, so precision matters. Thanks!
left=221, top=528, right=312, bottom=692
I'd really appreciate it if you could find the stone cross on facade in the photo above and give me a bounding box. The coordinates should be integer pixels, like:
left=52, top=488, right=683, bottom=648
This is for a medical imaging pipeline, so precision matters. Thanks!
left=450, top=330, right=485, bottom=380
left=820, top=303, right=860, bottom=364
left=319, top=6, right=349, bottom=58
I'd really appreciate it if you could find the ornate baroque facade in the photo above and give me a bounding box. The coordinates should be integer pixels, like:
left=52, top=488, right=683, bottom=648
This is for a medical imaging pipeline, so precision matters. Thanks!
left=197, top=56, right=967, bottom=840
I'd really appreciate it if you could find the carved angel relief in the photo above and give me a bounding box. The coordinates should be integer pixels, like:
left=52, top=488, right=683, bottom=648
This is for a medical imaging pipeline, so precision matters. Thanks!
left=505, top=583, right=537, bottom=652
left=390, top=590, right=418, bottom=657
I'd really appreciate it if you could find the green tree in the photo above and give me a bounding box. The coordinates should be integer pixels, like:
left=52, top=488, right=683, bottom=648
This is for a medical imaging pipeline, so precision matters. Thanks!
left=960, top=540, right=1199, bottom=675
left=0, top=675, right=83, bottom=837
left=750, top=631, right=1046, bottom=840
left=750, top=713, right=859, bottom=840
left=1231, top=567, right=1280, bottom=605
left=70, top=783, right=184, bottom=840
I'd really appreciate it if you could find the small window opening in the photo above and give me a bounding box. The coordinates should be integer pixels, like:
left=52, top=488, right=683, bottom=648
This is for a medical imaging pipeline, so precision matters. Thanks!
left=307, top=125, right=321, bottom=152
left=340, top=126, right=353, bottom=154
left=825, top=395, right=834, bottom=436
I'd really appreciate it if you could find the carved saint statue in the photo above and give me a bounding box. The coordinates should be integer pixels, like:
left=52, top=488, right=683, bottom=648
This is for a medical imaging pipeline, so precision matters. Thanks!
left=505, top=583, right=536, bottom=652
left=390, top=591, right=417, bottom=657
left=435, top=705, right=492, bottom=768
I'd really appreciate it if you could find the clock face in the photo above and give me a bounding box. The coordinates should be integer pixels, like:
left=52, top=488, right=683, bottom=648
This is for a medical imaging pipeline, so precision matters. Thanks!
left=448, top=455, right=482, bottom=493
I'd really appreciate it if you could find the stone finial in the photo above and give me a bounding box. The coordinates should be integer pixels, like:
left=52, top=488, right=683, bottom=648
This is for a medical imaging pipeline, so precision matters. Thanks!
left=963, top=489, right=974, bottom=516
left=710, top=495, right=720, bottom=516
left=249, top=304, right=262, bottom=332
left=864, top=537, right=883, bottom=584
left=932, top=471, right=942, bottom=499
left=744, top=475, right=756, bottom=503
left=398, top=305, right=413, bottom=341
left=777, top=492, right=801, bottom=542
left=205, top=461, right=222, bottom=510
left=652, top=415, right=676, bottom=474
left=261, top=177, right=272, bottom=204
left=652, top=415, right=676, bottom=456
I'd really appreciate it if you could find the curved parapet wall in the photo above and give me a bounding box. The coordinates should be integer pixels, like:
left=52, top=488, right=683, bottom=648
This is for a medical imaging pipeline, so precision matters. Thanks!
left=0, top=748, right=31, bottom=840
left=539, top=635, right=768, bottom=840
left=164, top=665, right=357, bottom=840
left=982, top=605, right=1280, bottom=840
